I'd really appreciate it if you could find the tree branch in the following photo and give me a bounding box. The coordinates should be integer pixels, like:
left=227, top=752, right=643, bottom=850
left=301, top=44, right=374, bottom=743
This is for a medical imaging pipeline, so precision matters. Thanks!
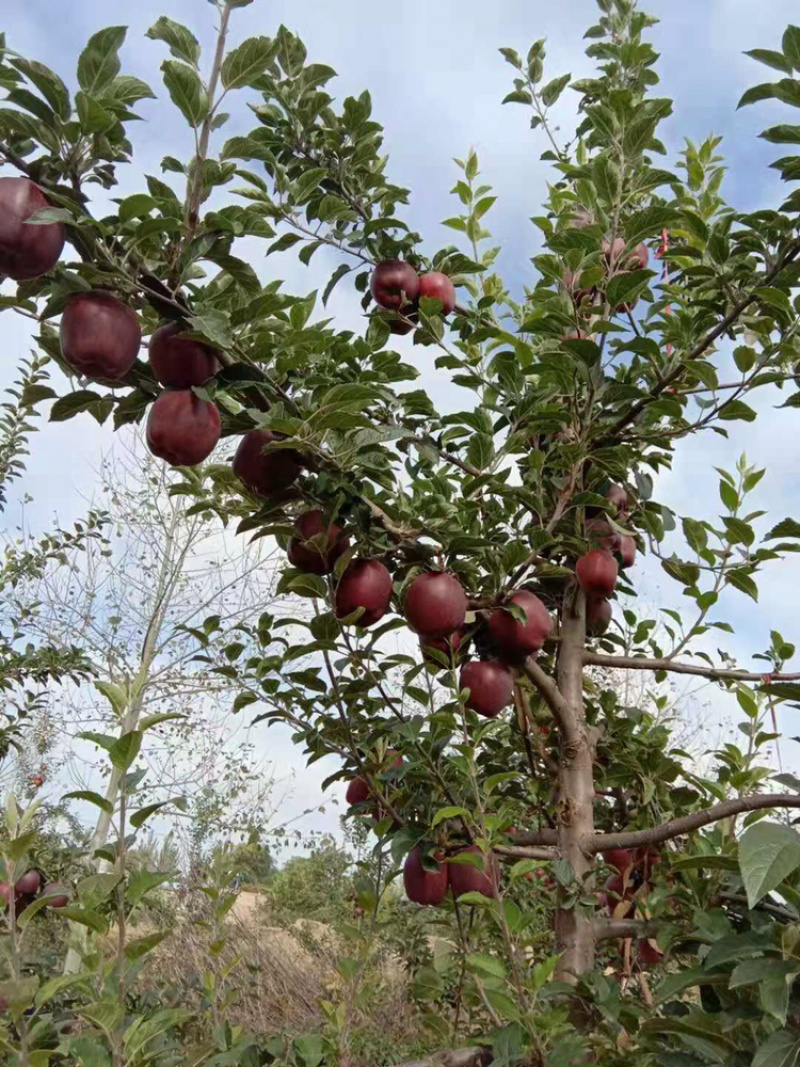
left=506, top=828, right=559, bottom=847
left=523, top=659, right=579, bottom=746
left=591, top=794, right=800, bottom=852
left=583, top=650, right=800, bottom=684
left=397, top=1049, right=490, bottom=1067
left=599, top=238, right=800, bottom=443
left=494, top=843, right=557, bottom=861
left=593, top=917, right=661, bottom=942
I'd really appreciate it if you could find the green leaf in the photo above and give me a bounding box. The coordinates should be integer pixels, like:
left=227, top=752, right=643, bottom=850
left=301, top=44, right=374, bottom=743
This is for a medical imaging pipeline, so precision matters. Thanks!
left=767, top=518, right=800, bottom=539
left=103, top=75, right=156, bottom=107
left=730, top=956, right=798, bottom=987
left=753, top=1031, right=800, bottom=1067
left=541, top=73, right=570, bottom=107
left=221, top=36, right=275, bottom=89
left=57, top=906, right=109, bottom=933
left=322, top=264, right=351, bottom=306
left=655, top=967, right=715, bottom=1004
left=738, top=83, right=778, bottom=109
left=431, top=806, right=470, bottom=827
left=466, top=433, right=494, bottom=471
left=35, top=973, right=93, bottom=1009
left=10, top=58, right=71, bottom=120
left=606, top=269, right=651, bottom=309
left=62, top=791, right=113, bottom=815
left=591, top=154, right=620, bottom=204
left=109, top=730, right=142, bottom=772
left=127, top=870, right=172, bottom=908
left=146, top=16, right=201, bottom=66
left=124, top=930, right=171, bottom=960
left=718, top=399, right=756, bottom=422
left=77, top=27, right=126, bottom=94
left=75, top=91, right=114, bottom=134
left=745, top=48, right=791, bottom=74
left=286, top=574, right=327, bottom=599
left=466, top=952, right=506, bottom=978
left=94, top=680, right=127, bottom=714
left=738, top=821, right=800, bottom=908
left=50, top=391, right=113, bottom=425
left=760, top=125, right=800, bottom=144
left=161, top=60, right=208, bottom=128
left=726, top=569, right=758, bottom=601
left=130, top=801, right=172, bottom=829
left=118, top=194, right=158, bottom=224
left=784, top=27, right=800, bottom=71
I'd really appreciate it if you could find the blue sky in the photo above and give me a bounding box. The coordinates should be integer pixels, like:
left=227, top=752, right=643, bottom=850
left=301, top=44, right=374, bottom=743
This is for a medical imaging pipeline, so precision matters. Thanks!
left=3, top=0, right=800, bottom=846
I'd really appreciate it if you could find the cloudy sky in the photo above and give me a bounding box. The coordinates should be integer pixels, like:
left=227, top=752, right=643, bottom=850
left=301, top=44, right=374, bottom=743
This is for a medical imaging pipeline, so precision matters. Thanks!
left=3, top=0, right=800, bottom=852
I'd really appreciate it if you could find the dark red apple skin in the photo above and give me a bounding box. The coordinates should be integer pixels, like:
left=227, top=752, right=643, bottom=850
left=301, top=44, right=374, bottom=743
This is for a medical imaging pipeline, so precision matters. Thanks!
left=489, top=590, right=552, bottom=660
left=149, top=322, right=220, bottom=387
left=346, top=776, right=371, bottom=806
left=602, top=849, right=634, bottom=874
left=638, top=938, right=663, bottom=967
left=146, top=390, right=221, bottom=467
left=404, top=572, right=467, bottom=640
left=618, top=535, right=636, bottom=569
left=14, top=870, right=41, bottom=896
left=335, top=559, right=392, bottom=627
left=370, top=260, right=420, bottom=311
left=233, top=429, right=303, bottom=497
left=287, top=510, right=349, bottom=575
left=460, top=660, right=513, bottom=718
left=576, top=550, right=618, bottom=599
left=586, top=598, right=612, bottom=637
left=60, top=291, right=141, bottom=382
left=421, top=628, right=463, bottom=667
left=418, top=272, right=456, bottom=314
left=44, top=883, right=70, bottom=908
left=389, top=307, right=417, bottom=335
left=448, top=845, right=499, bottom=899
left=404, top=847, right=449, bottom=906
left=0, top=177, right=65, bottom=280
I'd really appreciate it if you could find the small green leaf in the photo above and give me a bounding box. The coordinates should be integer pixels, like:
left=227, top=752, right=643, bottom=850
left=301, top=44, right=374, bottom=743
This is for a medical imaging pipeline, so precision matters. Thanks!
left=739, top=821, right=800, bottom=908
left=146, top=16, right=201, bottom=66
left=161, top=59, right=208, bottom=128
left=77, top=26, right=126, bottom=94
left=109, top=730, right=142, bottom=772
left=431, top=806, right=470, bottom=827
left=221, top=36, right=275, bottom=89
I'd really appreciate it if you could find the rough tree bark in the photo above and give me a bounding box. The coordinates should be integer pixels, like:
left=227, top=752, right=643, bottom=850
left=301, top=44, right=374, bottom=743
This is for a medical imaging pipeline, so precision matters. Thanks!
left=553, top=588, right=595, bottom=983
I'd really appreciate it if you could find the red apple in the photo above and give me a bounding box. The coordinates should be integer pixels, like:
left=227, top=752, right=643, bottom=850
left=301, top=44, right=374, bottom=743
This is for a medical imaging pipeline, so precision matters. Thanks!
left=602, top=239, right=649, bottom=271
left=0, top=176, right=65, bottom=280
left=287, top=510, right=349, bottom=575
left=149, top=322, right=220, bottom=387
left=586, top=598, right=612, bottom=637
left=60, top=291, right=141, bottom=382
left=576, top=550, right=618, bottom=599
left=460, top=660, right=513, bottom=718
left=602, top=849, right=635, bottom=874
left=404, top=572, right=467, bottom=641
left=448, top=845, right=499, bottom=899
left=389, top=306, right=417, bottom=334
left=346, top=776, right=371, bottom=806
left=370, top=260, right=419, bottom=311
left=43, top=883, right=70, bottom=909
left=421, top=629, right=463, bottom=667
left=403, top=846, right=449, bottom=906
left=147, top=390, right=220, bottom=466
left=604, top=484, right=629, bottom=514
left=418, top=272, right=456, bottom=314
left=618, top=534, right=636, bottom=569
left=635, top=847, right=661, bottom=881
left=489, top=590, right=552, bottom=661
left=233, top=429, right=303, bottom=497
left=14, top=870, right=41, bottom=896
left=586, top=517, right=621, bottom=553
left=638, top=938, right=663, bottom=967
left=335, top=559, right=393, bottom=627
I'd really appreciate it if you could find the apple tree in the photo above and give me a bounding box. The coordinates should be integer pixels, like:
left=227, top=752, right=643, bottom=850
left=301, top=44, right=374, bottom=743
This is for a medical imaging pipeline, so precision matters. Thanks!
left=6, top=0, right=800, bottom=1062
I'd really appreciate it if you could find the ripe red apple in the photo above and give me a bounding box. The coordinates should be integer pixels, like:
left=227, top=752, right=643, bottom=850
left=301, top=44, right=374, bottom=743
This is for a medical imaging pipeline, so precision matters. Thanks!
left=404, top=572, right=467, bottom=641
left=287, top=510, right=349, bottom=575
left=638, top=938, right=663, bottom=967
left=149, top=322, right=220, bottom=387
left=335, top=559, right=393, bottom=627
left=60, top=291, right=141, bottom=382
left=418, top=272, right=456, bottom=314
left=586, top=598, right=612, bottom=637
left=346, top=776, right=371, bottom=806
left=147, top=390, right=220, bottom=466
left=0, top=176, right=65, bottom=280
left=576, top=550, right=618, bottom=599
left=421, top=628, right=463, bottom=667
left=602, top=849, right=635, bottom=874
left=448, top=845, right=499, bottom=899
left=604, top=484, right=628, bottom=514
left=586, top=517, right=621, bottom=553
left=233, top=429, right=303, bottom=497
left=14, top=870, right=41, bottom=896
left=489, top=590, right=552, bottom=661
left=370, top=260, right=419, bottom=311
left=403, top=846, right=449, bottom=906
left=460, top=660, right=513, bottom=718
left=618, top=534, right=636, bottom=569
left=602, top=238, right=649, bottom=271
left=44, top=883, right=70, bottom=908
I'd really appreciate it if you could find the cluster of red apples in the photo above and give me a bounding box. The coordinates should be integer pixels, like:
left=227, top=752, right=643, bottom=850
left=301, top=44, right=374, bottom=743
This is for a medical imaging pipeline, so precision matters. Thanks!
left=564, top=233, right=650, bottom=320
left=0, top=869, right=70, bottom=917
left=600, top=845, right=662, bottom=966
left=370, top=258, right=456, bottom=333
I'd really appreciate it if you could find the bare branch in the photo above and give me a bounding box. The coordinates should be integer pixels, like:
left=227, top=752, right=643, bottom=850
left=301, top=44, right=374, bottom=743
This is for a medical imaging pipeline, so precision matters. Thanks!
left=591, top=794, right=800, bottom=853
left=584, top=650, right=800, bottom=684
left=593, top=917, right=661, bottom=942
left=494, top=843, right=558, bottom=861
left=397, top=1049, right=489, bottom=1067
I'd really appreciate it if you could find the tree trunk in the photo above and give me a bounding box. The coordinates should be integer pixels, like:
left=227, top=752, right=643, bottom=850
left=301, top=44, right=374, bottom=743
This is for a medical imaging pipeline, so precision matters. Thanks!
left=554, top=588, right=595, bottom=983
